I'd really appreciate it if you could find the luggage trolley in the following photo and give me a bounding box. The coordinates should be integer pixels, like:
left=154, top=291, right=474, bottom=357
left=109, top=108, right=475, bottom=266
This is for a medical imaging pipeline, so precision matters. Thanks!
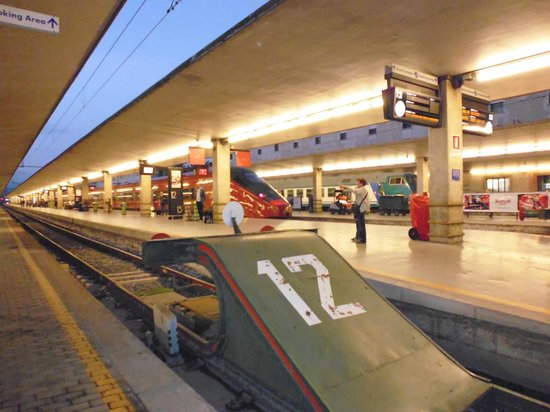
left=408, top=194, right=430, bottom=241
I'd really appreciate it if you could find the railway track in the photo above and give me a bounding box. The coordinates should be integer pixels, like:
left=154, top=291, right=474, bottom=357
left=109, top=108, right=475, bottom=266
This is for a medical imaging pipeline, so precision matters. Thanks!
left=7, top=207, right=548, bottom=411
left=6, top=207, right=258, bottom=411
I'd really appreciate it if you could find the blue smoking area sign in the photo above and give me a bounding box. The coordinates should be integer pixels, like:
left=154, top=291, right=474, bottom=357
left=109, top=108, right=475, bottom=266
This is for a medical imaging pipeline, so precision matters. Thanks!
left=0, top=4, right=59, bottom=34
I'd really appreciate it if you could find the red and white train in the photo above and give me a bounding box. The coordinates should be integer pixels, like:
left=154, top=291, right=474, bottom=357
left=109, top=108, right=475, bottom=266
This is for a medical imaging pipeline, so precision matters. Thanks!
left=89, top=167, right=292, bottom=218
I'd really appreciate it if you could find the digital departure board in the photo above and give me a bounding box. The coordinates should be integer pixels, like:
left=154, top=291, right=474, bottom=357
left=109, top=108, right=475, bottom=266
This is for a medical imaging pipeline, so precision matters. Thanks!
left=462, top=88, right=493, bottom=135
left=382, top=86, right=441, bottom=127
left=382, top=64, right=441, bottom=127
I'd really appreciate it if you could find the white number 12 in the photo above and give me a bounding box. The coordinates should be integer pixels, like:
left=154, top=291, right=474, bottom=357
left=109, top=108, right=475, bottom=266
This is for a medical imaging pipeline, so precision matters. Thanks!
left=257, top=254, right=366, bottom=326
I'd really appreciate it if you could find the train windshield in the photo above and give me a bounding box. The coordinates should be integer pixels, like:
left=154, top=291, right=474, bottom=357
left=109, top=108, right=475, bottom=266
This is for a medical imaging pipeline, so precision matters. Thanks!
left=404, top=173, right=417, bottom=193
left=231, top=168, right=282, bottom=201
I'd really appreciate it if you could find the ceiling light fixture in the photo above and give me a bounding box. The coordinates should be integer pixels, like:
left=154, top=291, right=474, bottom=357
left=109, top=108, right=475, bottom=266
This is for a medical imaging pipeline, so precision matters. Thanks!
left=108, top=161, right=140, bottom=175
left=228, top=95, right=383, bottom=144
left=470, top=163, right=550, bottom=175
left=475, top=51, right=550, bottom=82
left=256, top=167, right=314, bottom=178
left=463, top=141, right=550, bottom=159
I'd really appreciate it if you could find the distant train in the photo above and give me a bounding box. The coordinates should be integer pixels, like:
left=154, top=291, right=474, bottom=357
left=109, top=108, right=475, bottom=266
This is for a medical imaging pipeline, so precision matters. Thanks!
left=88, top=167, right=291, bottom=218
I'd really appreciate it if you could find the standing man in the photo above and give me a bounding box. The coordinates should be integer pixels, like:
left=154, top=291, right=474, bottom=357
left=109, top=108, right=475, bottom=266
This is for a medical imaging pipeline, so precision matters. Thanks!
left=340, top=178, right=368, bottom=244
left=195, top=185, right=206, bottom=221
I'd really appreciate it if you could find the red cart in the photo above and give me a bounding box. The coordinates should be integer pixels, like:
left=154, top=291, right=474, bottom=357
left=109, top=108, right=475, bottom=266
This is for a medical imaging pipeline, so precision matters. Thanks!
left=408, top=194, right=429, bottom=241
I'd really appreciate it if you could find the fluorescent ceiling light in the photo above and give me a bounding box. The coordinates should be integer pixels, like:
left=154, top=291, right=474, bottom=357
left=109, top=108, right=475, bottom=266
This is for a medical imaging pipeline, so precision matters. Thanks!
left=475, top=51, right=550, bottom=82
left=470, top=163, right=550, bottom=175
left=228, top=94, right=383, bottom=144
left=86, top=172, right=103, bottom=180
left=109, top=161, right=139, bottom=175
left=463, top=141, right=550, bottom=159
left=256, top=156, right=415, bottom=178
left=462, top=121, right=493, bottom=136
left=256, top=167, right=314, bottom=178
left=69, top=177, right=83, bottom=184
left=323, top=157, right=414, bottom=172
left=147, top=146, right=190, bottom=164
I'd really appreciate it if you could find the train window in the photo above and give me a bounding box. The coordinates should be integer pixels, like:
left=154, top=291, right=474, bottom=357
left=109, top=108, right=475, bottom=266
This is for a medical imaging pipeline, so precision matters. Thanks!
left=274, top=144, right=279, bottom=152
left=369, top=128, right=377, bottom=135
left=293, top=142, right=299, bottom=149
left=340, top=132, right=347, bottom=141
left=296, top=189, right=304, bottom=197
left=328, top=187, right=336, bottom=197
left=389, top=177, right=404, bottom=185
left=402, top=123, right=412, bottom=129
left=306, top=189, right=313, bottom=197
left=257, top=149, right=262, bottom=155
left=486, top=177, right=510, bottom=192
left=315, top=136, right=321, bottom=145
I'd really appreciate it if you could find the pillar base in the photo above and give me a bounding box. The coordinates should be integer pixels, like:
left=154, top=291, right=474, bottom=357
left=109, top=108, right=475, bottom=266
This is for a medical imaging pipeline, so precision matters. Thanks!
left=314, top=199, right=323, bottom=213
left=140, top=203, right=152, bottom=217
left=212, top=203, right=226, bottom=223
left=429, top=204, right=464, bottom=243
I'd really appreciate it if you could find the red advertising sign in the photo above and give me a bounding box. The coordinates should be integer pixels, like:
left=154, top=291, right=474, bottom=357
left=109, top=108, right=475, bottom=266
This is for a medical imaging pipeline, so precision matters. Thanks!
left=235, top=150, right=251, bottom=167
left=189, top=147, right=206, bottom=165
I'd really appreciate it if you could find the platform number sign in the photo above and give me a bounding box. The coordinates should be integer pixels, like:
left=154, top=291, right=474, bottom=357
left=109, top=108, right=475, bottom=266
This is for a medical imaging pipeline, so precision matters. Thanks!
left=258, top=254, right=366, bottom=326
left=168, top=167, right=184, bottom=217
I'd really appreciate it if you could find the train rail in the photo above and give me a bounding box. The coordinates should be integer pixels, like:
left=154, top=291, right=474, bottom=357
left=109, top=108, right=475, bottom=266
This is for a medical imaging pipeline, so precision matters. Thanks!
left=6, top=206, right=549, bottom=412
left=4, top=207, right=258, bottom=411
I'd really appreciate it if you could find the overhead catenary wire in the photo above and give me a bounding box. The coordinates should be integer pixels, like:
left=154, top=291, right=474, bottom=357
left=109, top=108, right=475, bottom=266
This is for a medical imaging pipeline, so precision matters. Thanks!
left=28, top=0, right=149, bottom=154
left=53, top=6, right=174, bottom=145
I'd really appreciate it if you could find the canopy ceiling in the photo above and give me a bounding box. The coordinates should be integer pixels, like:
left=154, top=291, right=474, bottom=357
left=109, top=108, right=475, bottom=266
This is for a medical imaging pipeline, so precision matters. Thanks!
left=6, top=0, right=550, bottom=196
left=0, top=0, right=124, bottom=194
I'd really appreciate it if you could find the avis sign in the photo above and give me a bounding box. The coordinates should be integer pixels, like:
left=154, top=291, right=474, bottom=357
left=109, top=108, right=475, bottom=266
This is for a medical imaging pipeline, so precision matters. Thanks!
left=0, top=4, right=59, bottom=34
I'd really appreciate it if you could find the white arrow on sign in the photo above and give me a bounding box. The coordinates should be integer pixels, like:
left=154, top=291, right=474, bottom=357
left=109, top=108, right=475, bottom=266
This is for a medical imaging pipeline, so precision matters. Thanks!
left=0, top=4, right=60, bottom=34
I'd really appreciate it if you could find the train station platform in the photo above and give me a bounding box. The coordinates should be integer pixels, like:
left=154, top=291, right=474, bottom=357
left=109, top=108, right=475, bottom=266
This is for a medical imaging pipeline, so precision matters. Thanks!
left=9, top=206, right=548, bottom=328
left=4, top=205, right=550, bottom=399
left=0, top=209, right=215, bottom=411
left=290, top=210, right=550, bottom=236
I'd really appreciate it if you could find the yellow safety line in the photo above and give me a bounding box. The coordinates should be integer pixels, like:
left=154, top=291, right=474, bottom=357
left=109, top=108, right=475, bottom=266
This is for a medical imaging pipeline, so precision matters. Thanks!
left=362, top=266, right=550, bottom=317
left=7, top=221, right=136, bottom=411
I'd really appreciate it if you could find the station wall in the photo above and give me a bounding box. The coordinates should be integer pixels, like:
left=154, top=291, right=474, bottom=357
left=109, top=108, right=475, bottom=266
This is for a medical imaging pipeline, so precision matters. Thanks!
left=258, top=90, right=550, bottom=196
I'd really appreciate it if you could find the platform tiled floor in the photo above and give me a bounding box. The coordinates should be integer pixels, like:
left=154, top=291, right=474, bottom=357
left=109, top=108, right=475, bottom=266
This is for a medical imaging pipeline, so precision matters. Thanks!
left=0, top=209, right=215, bottom=412
left=0, top=213, right=133, bottom=411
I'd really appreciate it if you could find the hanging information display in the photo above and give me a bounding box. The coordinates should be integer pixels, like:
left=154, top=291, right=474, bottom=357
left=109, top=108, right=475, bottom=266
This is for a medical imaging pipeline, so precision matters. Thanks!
left=382, top=64, right=441, bottom=127
left=461, top=87, right=493, bottom=135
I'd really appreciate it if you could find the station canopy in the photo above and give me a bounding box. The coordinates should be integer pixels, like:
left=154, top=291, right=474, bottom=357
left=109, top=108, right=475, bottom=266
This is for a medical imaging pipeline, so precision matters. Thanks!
left=0, top=0, right=124, bottom=194
left=5, top=0, right=550, bottom=196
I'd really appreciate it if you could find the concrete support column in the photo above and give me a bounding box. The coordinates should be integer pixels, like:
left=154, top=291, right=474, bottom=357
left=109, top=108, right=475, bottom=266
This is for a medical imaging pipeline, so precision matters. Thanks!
left=56, top=186, right=63, bottom=209
left=313, top=167, right=323, bottom=213
left=48, top=190, right=55, bottom=208
left=416, top=156, right=429, bottom=194
left=81, top=177, right=89, bottom=205
left=67, top=186, right=75, bottom=207
left=103, top=171, right=112, bottom=212
left=211, top=138, right=231, bottom=223
left=428, top=77, right=464, bottom=243
left=140, top=174, right=152, bottom=216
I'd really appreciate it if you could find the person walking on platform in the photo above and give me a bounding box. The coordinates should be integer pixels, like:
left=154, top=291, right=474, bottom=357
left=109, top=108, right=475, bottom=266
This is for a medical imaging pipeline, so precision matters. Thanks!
left=195, top=185, right=206, bottom=221
left=340, top=178, right=368, bottom=244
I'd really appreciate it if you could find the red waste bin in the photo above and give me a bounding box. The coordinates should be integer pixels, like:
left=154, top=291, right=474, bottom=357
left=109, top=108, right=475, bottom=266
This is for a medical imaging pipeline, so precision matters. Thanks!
left=409, top=194, right=429, bottom=241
